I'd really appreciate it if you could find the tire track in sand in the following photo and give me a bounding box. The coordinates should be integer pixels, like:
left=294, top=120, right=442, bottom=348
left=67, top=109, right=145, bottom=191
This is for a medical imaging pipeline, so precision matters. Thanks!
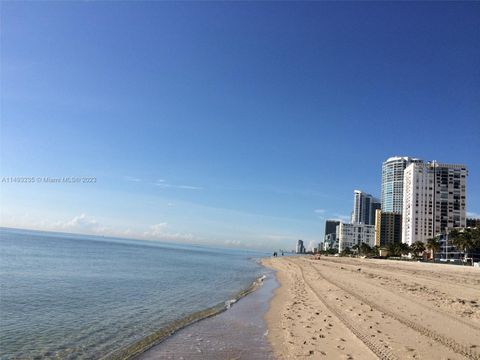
left=304, top=259, right=480, bottom=360
left=290, top=259, right=399, bottom=360
left=313, top=260, right=480, bottom=333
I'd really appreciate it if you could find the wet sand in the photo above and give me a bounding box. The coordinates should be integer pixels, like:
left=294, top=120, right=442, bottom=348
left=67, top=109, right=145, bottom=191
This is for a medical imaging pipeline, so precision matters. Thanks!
left=137, top=268, right=277, bottom=359
left=262, top=256, right=480, bottom=360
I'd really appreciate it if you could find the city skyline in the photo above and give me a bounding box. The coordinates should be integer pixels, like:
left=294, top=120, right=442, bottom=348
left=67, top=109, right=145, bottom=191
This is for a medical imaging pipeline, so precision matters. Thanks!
left=1, top=2, right=479, bottom=250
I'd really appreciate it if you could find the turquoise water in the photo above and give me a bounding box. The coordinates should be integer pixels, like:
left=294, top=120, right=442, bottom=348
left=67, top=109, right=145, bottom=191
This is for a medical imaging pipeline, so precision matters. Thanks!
left=0, top=228, right=268, bottom=359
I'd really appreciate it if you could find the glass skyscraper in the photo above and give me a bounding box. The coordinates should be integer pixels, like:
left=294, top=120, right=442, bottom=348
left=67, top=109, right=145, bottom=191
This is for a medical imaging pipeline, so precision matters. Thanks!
left=352, top=190, right=380, bottom=225
left=381, top=156, right=423, bottom=213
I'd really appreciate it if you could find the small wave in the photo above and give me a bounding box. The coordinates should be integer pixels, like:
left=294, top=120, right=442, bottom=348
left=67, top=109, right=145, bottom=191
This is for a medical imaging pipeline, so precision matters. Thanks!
left=103, top=274, right=268, bottom=360
left=225, top=298, right=237, bottom=309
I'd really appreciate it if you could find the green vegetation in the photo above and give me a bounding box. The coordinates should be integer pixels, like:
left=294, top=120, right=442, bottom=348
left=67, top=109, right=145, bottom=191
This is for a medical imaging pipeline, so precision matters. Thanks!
left=449, top=227, right=480, bottom=261
left=410, top=241, right=426, bottom=258
left=426, top=236, right=440, bottom=260
left=385, top=242, right=410, bottom=257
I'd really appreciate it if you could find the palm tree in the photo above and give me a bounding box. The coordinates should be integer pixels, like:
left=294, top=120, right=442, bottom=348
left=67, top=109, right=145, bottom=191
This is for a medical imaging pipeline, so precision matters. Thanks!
left=398, top=242, right=411, bottom=256
left=327, top=248, right=336, bottom=255
left=426, top=236, right=440, bottom=261
left=386, top=242, right=400, bottom=257
left=360, top=242, right=372, bottom=256
left=410, top=241, right=426, bottom=258
left=449, top=228, right=474, bottom=262
left=341, top=247, right=352, bottom=256
left=352, top=244, right=359, bottom=255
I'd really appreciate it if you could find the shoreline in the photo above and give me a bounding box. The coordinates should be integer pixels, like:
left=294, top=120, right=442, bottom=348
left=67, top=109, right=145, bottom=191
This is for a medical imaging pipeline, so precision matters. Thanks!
left=262, top=256, right=480, bottom=359
left=103, top=273, right=270, bottom=360
left=133, top=266, right=277, bottom=359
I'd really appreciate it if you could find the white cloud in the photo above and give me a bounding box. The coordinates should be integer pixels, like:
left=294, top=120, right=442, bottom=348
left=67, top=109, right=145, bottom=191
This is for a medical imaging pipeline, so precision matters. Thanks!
left=307, top=240, right=318, bottom=251
left=176, top=185, right=202, bottom=190
left=314, top=209, right=327, bottom=220
left=467, top=211, right=480, bottom=218
left=144, top=222, right=168, bottom=236
left=56, top=214, right=133, bottom=239
left=124, top=176, right=141, bottom=182
left=154, top=180, right=202, bottom=190
left=143, top=222, right=194, bottom=242
left=62, top=213, right=99, bottom=231
left=331, top=213, right=351, bottom=222
left=225, top=239, right=241, bottom=246
left=263, top=234, right=294, bottom=242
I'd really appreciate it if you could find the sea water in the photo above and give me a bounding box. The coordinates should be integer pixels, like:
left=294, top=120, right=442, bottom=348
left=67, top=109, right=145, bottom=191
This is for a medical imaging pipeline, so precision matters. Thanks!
left=0, top=228, right=269, bottom=359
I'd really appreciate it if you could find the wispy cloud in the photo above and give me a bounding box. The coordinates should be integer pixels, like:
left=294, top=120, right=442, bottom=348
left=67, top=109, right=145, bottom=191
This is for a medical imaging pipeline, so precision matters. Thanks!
left=154, top=179, right=202, bottom=190
left=177, top=185, right=202, bottom=190
left=331, top=213, right=351, bottom=222
left=224, top=239, right=241, bottom=246
left=124, top=176, right=141, bottom=182
left=314, top=209, right=326, bottom=214
left=467, top=211, right=480, bottom=218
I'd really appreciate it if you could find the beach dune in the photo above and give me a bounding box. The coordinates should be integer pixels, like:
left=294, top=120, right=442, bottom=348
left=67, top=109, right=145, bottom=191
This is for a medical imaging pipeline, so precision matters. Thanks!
left=262, top=256, right=480, bottom=360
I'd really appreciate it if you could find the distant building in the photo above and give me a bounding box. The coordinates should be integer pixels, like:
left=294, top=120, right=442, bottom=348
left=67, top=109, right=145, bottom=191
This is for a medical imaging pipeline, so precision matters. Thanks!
left=402, top=161, right=467, bottom=245
left=324, top=220, right=340, bottom=238
left=381, top=156, right=423, bottom=213
left=352, top=190, right=381, bottom=225
left=323, top=233, right=338, bottom=251
left=374, top=209, right=402, bottom=247
left=467, top=218, right=480, bottom=228
left=296, top=240, right=306, bottom=254
left=337, top=222, right=375, bottom=252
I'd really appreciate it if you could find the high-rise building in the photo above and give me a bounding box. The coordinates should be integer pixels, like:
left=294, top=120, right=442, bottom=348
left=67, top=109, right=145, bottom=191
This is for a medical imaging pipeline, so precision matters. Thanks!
left=374, top=209, right=402, bottom=247
left=402, top=161, right=467, bottom=245
left=381, top=156, right=423, bottom=213
left=324, top=220, right=340, bottom=238
left=337, top=222, right=376, bottom=252
left=352, top=190, right=381, bottom=225
left=296, top=240, right=305, bottom=254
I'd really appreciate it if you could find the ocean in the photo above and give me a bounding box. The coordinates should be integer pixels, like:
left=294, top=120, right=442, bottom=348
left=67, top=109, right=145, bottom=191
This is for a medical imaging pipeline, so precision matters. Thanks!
left=0, top=228, right=271, bottom=359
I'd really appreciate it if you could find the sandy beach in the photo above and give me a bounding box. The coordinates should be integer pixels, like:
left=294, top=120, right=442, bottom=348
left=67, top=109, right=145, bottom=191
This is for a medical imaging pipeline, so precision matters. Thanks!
left=262, top=256, right=480, bottom=360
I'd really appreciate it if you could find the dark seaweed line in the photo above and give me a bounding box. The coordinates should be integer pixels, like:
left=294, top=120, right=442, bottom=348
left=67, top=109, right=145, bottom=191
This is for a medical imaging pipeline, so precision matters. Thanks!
left=100, top=275, right=266, bottom=360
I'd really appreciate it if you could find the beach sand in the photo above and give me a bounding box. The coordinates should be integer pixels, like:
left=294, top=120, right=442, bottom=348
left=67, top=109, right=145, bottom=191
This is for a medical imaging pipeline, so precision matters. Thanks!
left=262, top=256, right=480, bottom=360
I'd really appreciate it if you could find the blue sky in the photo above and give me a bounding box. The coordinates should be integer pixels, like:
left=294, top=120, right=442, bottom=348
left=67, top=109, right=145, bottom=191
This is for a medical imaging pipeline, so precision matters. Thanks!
left=1, top=2, right=479, bottom=250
